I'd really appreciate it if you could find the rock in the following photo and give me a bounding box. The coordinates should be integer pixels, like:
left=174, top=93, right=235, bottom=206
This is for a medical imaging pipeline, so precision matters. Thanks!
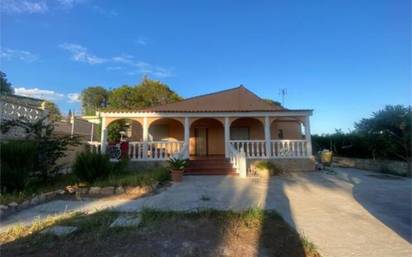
left=8, top=202, right=18, bottom=208
left=56, top=189, right=66, bottom=195
left=77, top=187, right=89, bottom=194
left=41, top=225, right=78, bottom=236
left=140, top=186, right=152, bottom=195
left=30, top=196, right=41, bottom=205
left=20, top=200, right=30, bottom=208
left=100, top=187, right=114, bottom=195
left=110, top=215, right=141, bottom=228
left=41, top=191, right=55, bottom=200
left=88, top=187, right=101, bottom=195
left=115, top=186, right=125, bottom=194
left=151, top=181, right=159, bottom=190
left=0, top=205, right=8, bottom=211
left=65, top=185, right=77, bottom=194
left=125, top=186, right=142, bottom=195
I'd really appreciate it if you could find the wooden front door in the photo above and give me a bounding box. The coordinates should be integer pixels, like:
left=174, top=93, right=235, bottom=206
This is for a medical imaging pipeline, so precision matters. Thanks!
left=195, top=127, right=208, bottom=156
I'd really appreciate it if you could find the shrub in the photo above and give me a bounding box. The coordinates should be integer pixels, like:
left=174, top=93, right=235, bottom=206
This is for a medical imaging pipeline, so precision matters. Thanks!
left=168, top=158, right=190, bottom=170
left=255, top=161, right=282, bottom=177
left=72, top=152, right=113, bottom=183
left=0, top=140, right=37, bottom=193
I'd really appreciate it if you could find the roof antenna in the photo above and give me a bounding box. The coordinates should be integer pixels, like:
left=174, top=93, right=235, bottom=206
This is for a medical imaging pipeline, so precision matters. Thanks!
left=279, top=88, right=287, bottom=106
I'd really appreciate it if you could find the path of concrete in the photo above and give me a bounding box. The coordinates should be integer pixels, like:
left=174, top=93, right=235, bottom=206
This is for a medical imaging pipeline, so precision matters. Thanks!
left=1, top=168, right=411, bottom=257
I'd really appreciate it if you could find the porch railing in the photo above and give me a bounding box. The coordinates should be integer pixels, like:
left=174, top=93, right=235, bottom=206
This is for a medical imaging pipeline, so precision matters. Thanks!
left=229, top=139, right=308, bottom=159
left=87, top=141, right=185, bottom=161
left=228, top=143, right=247, bottom=177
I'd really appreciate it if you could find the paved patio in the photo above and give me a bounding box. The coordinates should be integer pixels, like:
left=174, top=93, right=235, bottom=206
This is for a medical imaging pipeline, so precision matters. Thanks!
left=1, top=168, right=411, bottom=257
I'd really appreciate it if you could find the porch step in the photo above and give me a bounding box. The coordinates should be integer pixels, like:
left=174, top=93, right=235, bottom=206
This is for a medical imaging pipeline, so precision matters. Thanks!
left=185, top=157, right=238, bottom=176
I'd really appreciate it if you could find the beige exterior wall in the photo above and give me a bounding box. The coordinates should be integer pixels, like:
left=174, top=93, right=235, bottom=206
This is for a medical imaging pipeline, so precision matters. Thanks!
left=271, top=121, right=302, bottom=139
left=230, top=117, right=264, bottom=140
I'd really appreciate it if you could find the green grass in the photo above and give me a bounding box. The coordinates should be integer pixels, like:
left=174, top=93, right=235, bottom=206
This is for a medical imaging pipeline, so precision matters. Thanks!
left=0, top=174, right=76, bottom=205
left=91, top=167, right=170, bottom=188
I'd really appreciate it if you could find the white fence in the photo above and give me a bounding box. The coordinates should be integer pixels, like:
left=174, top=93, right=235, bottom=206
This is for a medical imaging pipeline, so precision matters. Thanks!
left=88, top=141, right=185, bottom=161
left=229, top=140, right=308, bottom=159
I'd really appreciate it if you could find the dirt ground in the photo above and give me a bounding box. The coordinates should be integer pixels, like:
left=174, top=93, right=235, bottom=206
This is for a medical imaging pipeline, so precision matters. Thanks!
left=0, top=210, right=320, bottom=257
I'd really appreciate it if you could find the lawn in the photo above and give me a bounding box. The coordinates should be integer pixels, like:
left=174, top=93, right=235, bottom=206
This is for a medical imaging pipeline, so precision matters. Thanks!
left=0, top=209, right=321, bottom=257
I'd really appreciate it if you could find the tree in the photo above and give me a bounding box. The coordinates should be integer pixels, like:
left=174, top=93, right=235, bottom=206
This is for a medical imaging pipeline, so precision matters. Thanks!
left=108, top=85, right=141, bottom=110
left=135, top=76, right=182, bottom=107
left=355, top=105, right=411, bottom=175
left=43, top=101, right=62, bottom=121
left=0, top=71, right=14, bottom=95
left=107, top=77, right=182, bottom=110
left=80, top=86, right=109, bottom=115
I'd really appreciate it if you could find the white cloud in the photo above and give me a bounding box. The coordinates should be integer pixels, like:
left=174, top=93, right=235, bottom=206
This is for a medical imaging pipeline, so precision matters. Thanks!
left=15, top=87, right=81, bottom=104
left=0, top=48, right=38, bottom=62
left=135, top=38, right=147, bottom=46
left=59, top=43, right=106, bottom=64
left=60, top=43, right=174, bottom=77
left=1, top=0, right=48, bottom=14
left=15, top=87, right=64, bottom=100
left=67, top=93, right=80, bottom=103
left=91, top=5, right=118, bottom=17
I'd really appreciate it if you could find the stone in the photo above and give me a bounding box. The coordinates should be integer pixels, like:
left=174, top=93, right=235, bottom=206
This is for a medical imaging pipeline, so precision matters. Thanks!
left=77, top=187, right=89, bottom=194
left=8, top=202, right=18, bottom=208
left=125, top=186, right=142, bottom=195
left=88, top=187, right=101, bottom=195
left=20, top=200, right=30, bottom=208
left=115, top=186, right=125, bottom=194
left=41, top=191, right=55, bottom=200
left=41, top=225, right=78, bottom=236
left=65, top=185, right=77, bottom=194
left=30, top=196, right=41, bottom=205
left=151, top=181, right=159, bottom=190
left=56, top=189, right=66, bottom=195
left=109, top=215, right=141, bottom=228
left=0, top=205, right=8, bottom=211
left=100, top=186, right=114, bottom=195
left=140, top=186, right=152, bottom=195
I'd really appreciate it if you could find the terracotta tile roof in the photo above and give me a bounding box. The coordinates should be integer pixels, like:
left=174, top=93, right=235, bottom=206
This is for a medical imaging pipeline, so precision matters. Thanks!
left=139, top=85, right=289, bottom=113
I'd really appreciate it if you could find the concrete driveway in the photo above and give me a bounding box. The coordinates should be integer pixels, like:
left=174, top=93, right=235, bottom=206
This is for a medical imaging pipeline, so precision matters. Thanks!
left=1, top=168, right=411, bottom=257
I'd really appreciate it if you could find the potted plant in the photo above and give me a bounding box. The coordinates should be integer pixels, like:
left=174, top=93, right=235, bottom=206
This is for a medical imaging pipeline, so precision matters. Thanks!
left=168, top=157, right=189, bottom=182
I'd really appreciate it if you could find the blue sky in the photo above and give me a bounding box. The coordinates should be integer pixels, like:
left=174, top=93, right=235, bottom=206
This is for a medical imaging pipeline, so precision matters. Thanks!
left=1, top=0, right=411, bottom=134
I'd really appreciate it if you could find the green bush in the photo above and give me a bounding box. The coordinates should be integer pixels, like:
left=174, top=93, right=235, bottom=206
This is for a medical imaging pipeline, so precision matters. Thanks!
left=255, top=161, right=283, bottom=177
left=92, top=167, right=170, bottom=187
left=0, top=140, right=37, bottom=193
left=73, top=152, right=113, bottom=183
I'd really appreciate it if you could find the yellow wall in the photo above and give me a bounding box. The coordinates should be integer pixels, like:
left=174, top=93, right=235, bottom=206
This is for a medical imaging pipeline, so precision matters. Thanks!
left=230, top=118, right=264, bottom=140
left=271, top=121, right=302, bottom=139
left=189, top=118, right=225, bottom=155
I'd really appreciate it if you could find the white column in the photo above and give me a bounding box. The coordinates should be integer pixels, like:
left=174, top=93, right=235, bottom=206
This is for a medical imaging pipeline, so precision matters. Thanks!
left=304, top=115, right=312, bottom=157
left=184, top=117, right=190, bottom=158
left=100, top=117, right=108, bottom=154
left=143, top=117, right=148, bottom=159
left=264, top=116, right=271, bottom=158
left=224, top=117, right=230, bottom=158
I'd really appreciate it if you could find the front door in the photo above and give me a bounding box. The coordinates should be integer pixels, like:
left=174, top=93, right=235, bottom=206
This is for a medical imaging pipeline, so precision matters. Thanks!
left=195, top=128, right=208, bottom=156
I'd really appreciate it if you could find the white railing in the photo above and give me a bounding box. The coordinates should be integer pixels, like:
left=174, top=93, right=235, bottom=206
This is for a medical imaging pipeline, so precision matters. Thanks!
left=229, top=140, right=267, bottom=158
left=270, top=140, right=308, bottom=158
left=88, top=141, right=185, bottom=161
left=228, top=143, right=247, bottom=177
left=229, top=139, right=309, bottom=159
left=129, top=141, right=184, bottom=160
left=87, top=141, right=101, bottom=153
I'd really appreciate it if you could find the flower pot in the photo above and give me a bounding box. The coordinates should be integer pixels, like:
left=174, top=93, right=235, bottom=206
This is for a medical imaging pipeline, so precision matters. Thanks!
left=171, top=169, right=184, bottom=182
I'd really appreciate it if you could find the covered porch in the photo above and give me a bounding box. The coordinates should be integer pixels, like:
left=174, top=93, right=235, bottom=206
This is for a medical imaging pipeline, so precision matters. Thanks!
left=89, top=111, right=313, bottom=170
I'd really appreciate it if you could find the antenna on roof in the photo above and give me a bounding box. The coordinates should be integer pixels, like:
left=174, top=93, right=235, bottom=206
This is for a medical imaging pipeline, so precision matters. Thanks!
left=279, top=88, right=287, bottom=106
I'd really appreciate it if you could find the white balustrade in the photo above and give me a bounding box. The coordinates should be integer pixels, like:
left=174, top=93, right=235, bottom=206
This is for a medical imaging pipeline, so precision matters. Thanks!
left=228, top=143, right=246, bottom=177
left=229, top=140, right=308, bottom=159
left=87, top=141, right=101, bottom=153
left=270, top=140, right=308, bottom=158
